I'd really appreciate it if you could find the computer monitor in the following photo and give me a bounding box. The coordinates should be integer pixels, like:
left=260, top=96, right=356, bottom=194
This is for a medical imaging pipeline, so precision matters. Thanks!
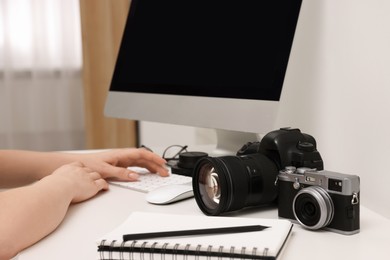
left=105, top=0, right=303, bottom=155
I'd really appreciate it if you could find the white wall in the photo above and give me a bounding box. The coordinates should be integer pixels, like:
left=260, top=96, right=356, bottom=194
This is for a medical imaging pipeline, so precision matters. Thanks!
left=140, top=122, right=216, bottom=148
left=276, top=0, right=390, bottom=218
left=141, top=0, right=390, bottom=218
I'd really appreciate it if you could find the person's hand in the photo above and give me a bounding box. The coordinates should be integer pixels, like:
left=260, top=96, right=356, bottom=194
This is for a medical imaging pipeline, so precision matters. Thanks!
left=75, top=148, right=169, bottom=181
left=49, top=162, right=109, bottom=203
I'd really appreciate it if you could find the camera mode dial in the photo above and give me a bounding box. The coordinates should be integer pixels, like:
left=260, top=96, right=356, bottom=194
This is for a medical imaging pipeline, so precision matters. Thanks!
left=297, top=141, right=315, bottom=152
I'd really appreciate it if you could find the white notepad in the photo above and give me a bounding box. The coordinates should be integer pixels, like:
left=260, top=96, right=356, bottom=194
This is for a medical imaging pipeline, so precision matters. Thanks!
left=97, top=211, right=293, bottom=260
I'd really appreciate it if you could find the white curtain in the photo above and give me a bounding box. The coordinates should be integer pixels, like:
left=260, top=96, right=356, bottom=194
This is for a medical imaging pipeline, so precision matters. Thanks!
left=0, top=0, right=85, bottom=151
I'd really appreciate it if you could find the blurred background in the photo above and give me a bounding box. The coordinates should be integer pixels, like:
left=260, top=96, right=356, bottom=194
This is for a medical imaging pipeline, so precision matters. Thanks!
left=0, top=0, right=136, bottom=151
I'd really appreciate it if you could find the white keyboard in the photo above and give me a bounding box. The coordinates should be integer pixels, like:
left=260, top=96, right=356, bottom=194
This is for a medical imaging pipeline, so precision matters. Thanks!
left=109, top=167, right=192, bottom=193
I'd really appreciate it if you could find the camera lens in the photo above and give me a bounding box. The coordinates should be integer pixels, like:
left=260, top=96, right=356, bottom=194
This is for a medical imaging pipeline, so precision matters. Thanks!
left=293, top=186, right=334, bottom=230
left=192, top=154, right=279, bottom=216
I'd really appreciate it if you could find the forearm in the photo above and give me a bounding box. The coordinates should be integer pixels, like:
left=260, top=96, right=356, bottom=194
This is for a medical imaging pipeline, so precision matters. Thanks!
left=0, top=150, right=79, bottom=188
left=0, top=175, right=73, bottom=260
left=0, top=148, right=169, bottom=188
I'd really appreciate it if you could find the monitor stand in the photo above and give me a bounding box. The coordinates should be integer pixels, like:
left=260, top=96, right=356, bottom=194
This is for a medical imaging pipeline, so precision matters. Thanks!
left=211, top=129, right=262, bottom=156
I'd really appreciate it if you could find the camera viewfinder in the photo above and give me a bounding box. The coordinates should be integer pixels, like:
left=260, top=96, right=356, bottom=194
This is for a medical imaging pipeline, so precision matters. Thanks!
left=328, top=179, right=343, bottom=192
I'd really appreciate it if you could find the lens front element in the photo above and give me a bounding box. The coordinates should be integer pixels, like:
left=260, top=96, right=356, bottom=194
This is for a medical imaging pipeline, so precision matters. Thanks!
left=293, top=186, right=334, bottom=230
left=198, top=164, right=222, bottom=210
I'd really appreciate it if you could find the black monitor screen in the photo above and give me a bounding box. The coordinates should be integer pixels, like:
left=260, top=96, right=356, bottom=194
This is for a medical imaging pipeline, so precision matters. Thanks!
left=109, top=0, right=302, bottom=101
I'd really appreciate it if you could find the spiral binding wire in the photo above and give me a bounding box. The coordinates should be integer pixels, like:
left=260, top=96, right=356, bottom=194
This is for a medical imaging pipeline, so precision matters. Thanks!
left=98, top=240, right=270, bottom=260
left=98, top=240, right=278, bottom=260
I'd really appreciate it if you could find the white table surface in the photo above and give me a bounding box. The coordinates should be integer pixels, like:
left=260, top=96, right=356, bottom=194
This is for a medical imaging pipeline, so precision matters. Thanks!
left=19, top=182, right=390, bottom=260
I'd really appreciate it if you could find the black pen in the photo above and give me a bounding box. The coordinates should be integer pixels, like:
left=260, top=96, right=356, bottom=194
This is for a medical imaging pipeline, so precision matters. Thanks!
left=123, top=225, right=269, bottom=241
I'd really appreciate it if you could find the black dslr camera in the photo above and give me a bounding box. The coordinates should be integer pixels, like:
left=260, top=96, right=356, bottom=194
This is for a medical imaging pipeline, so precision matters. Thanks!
left=277, top=166, right=360, bottom=235
left=192, top=127, right=324, bottom=216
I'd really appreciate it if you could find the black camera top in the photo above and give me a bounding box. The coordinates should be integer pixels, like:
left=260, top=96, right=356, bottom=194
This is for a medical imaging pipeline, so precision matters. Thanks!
left=237, top=128, right=324, bottom=171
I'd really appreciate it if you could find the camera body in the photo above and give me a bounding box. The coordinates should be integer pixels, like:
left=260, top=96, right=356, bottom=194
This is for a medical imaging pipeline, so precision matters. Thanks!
left=277, top=166, right=360, bottom=235
left=192, top=127, right=325, bottom=215
left=243, top=127, right=324, bottom=171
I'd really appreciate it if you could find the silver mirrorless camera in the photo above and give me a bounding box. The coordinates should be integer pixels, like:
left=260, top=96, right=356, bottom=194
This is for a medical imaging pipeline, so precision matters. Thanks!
left=277, top=166, right=360, bottom=235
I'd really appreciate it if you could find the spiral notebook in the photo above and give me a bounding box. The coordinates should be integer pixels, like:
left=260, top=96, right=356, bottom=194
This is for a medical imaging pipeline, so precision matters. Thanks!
left=97, top=212, right=293, bottom=260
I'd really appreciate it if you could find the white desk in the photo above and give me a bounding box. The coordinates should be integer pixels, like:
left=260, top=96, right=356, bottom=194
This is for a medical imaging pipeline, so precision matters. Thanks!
left=19, top=182, right=390, bottom=259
